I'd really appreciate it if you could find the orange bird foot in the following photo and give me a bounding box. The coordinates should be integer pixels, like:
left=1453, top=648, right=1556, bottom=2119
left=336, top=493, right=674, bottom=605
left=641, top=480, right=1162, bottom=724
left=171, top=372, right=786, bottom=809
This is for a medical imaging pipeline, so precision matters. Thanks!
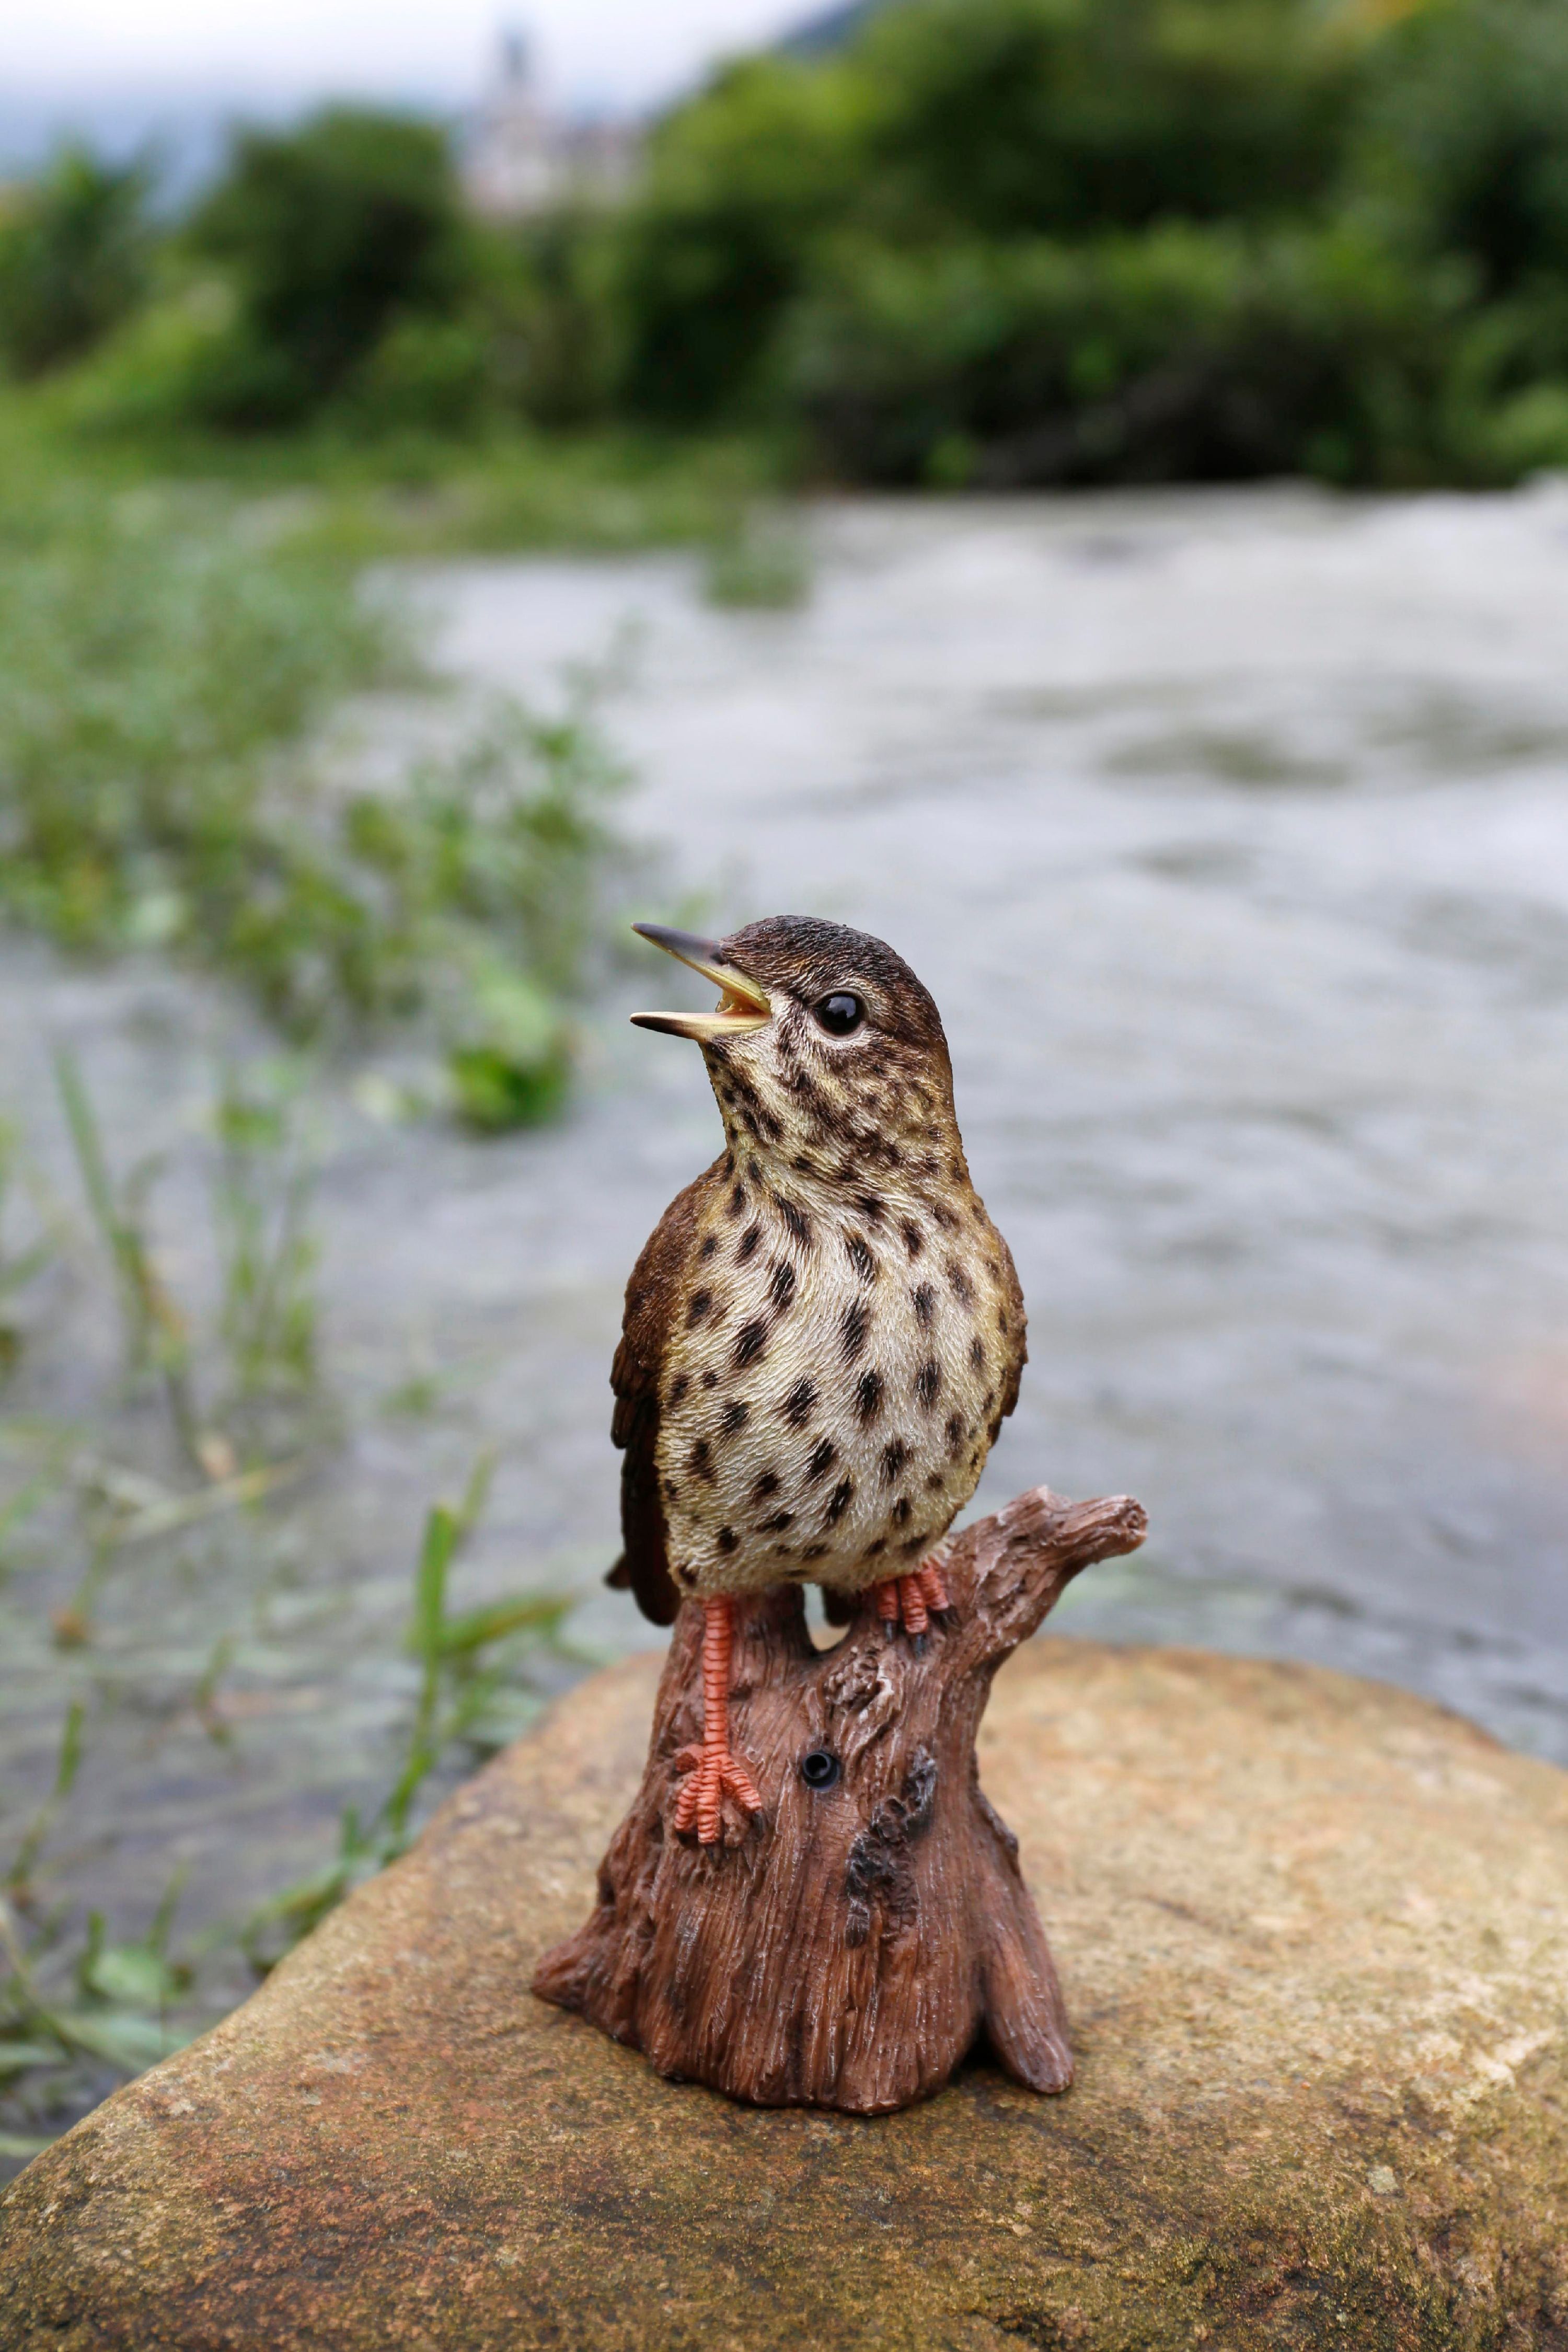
left=673, top=1739, right=763, bottom=1844
left=875, top=1559, right=953, bottom=1642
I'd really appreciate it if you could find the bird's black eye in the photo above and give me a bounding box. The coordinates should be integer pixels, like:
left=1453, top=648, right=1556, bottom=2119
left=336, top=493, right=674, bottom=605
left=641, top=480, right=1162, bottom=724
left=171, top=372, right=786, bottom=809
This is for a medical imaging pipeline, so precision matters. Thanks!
left=814, top=993, right=863, bottom=1037
left=800, top=1747, right=841, bottom=1790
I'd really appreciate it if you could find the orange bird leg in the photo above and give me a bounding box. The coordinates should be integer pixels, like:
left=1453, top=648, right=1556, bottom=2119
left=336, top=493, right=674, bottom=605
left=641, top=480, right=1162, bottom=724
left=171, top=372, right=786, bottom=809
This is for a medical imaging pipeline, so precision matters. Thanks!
left=672, top=1595, right=763, bottom=1844
left=875, top=1557, right=953, bottom=1639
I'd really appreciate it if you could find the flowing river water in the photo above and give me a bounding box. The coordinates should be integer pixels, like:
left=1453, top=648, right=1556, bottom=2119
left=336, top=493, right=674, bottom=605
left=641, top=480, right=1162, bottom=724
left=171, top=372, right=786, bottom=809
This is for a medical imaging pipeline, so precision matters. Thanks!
left=3, top=483, right=1567, bottom=2142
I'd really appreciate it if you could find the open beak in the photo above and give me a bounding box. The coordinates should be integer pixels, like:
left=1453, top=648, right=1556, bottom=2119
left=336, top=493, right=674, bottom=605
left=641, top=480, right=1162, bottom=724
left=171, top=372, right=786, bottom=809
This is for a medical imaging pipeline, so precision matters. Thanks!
left=630, top=922, right=770, bottom=1041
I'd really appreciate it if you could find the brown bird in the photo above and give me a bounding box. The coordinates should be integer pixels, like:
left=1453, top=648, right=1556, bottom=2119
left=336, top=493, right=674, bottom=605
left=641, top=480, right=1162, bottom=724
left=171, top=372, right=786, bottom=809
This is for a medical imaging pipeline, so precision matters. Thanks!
left=607, top=916, right=1027, bottom=1842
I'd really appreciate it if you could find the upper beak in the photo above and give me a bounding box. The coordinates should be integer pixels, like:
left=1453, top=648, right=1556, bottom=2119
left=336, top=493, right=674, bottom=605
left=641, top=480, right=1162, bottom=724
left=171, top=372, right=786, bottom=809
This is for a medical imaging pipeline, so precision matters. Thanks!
left=629, top=922, right=770, bottom=1041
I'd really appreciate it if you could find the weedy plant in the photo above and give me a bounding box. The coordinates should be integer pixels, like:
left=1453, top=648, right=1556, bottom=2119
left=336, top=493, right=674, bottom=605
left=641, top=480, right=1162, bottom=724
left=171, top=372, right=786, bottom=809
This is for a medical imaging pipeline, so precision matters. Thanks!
left=1, top=1451, right=577, bottom=2154
left=0, top=1701, right=194, bottom=2163
left=54, top=1048, right=198, bottom=1455
left=53, top=1051, right=326, bottom=1474
left=0, top=1118, right=53, bottom=1374
left=209, top=1063, right=320, bottom=1443
left=0, top=477, right=633, bottom=1127
left=238, top=1456, right=573, bottom=1972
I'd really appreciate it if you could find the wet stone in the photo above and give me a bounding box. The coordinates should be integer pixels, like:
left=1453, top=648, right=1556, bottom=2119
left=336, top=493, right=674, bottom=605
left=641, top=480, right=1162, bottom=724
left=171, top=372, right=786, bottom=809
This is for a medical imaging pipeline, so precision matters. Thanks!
left=3, top=1639, right=1567, bottom=2350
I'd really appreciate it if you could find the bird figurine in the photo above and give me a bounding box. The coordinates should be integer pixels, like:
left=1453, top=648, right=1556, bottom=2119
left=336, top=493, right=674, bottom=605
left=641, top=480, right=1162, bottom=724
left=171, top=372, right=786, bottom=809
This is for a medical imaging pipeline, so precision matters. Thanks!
left=607, top=916, right=1026, bottom=1844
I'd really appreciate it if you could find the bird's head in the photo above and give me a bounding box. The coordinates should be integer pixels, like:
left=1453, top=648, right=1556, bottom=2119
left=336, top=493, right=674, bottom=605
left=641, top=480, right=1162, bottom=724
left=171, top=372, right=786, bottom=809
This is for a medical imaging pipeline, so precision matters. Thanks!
left=631, top=915, right=962, bottom=1197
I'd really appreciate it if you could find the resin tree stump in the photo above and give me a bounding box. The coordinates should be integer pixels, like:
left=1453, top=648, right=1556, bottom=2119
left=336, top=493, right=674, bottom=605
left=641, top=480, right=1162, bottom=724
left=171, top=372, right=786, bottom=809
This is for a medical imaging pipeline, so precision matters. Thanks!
left=533, top=1483, right=1146, bottom=2115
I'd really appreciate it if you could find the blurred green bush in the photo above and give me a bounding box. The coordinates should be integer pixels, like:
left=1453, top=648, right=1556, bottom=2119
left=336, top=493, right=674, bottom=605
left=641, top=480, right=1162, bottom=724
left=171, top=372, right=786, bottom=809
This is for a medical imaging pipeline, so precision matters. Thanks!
left=185, top=107, right=475, bottom=428
left=11, top=0, right=1568, bottom=488
left=0, top=148, right=151, bottom=379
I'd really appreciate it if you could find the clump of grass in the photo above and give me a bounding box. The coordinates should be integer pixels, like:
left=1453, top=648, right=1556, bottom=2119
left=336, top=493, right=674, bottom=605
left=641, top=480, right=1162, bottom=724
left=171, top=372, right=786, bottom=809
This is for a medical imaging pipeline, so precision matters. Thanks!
left=1, top=1698, right=195, bottom=2159
left=54, top=1049, right=198, bottom=1453
left=0, top=472, right=635, bottom=1127
left=209, top=1063, right=319, bottom=1437
left=0, top=1119, right=52, bottom=1374
left=702, top=507, right=814, bottom=610
left=54, top=1052, right=325, bottom=1474
left=238, top=1457, right=572, bottom=1972
left=0, top=479, right=389, bottom=964
left=1, top=1448, right=576, bottom=2149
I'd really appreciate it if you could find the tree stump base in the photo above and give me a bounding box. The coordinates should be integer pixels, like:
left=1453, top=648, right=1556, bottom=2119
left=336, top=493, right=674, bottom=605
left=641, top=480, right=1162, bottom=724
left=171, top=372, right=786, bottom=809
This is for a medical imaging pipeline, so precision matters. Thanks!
left=533, top=1484, right=1146, bottom=2115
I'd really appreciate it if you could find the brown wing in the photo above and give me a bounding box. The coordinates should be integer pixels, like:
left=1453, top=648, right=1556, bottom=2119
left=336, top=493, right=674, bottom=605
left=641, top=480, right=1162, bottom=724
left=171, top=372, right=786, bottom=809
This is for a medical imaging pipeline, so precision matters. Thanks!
left=995, top=1225, right=1028, bottom=1424
left=604, top=1164, right=716, bottom=1627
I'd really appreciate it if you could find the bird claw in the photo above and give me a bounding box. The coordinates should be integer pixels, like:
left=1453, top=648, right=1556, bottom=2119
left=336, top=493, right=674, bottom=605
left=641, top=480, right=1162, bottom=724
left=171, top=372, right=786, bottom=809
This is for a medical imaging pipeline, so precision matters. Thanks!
left=673, top=1739, right=763, bottom=1844
left=875, top=1560, right=954, bottom=1643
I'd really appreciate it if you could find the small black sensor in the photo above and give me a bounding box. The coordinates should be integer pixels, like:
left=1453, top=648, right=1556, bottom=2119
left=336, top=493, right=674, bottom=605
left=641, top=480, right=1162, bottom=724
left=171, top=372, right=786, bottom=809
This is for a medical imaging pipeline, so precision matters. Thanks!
left=800, top=1747, right=841, bottom=1790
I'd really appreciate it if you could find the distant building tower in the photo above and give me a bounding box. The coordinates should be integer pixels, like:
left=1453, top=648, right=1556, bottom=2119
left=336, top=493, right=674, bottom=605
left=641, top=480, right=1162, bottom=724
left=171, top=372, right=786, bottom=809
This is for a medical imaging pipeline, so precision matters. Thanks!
left=463, top=27, right=640, bottom=220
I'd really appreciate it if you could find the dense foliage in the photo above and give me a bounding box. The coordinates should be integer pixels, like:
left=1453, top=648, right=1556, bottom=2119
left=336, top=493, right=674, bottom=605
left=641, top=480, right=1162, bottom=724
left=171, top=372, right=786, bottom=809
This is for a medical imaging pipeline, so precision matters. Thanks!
left=8, top=0, right=1568, bottom=483
left=0, top=148, right=150, bottom=378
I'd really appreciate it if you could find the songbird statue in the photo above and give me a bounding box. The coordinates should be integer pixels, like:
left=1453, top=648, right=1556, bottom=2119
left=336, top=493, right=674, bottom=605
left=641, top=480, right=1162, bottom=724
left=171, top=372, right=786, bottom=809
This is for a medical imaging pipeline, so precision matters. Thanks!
left=607, top=915, right=1026, bottom=1844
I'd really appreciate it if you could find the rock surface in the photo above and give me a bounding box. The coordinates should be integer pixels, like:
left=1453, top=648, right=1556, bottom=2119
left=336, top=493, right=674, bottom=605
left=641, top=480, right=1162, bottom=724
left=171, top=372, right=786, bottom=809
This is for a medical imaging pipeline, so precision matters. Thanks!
left=3, top=1639, right=1567, bottom=2351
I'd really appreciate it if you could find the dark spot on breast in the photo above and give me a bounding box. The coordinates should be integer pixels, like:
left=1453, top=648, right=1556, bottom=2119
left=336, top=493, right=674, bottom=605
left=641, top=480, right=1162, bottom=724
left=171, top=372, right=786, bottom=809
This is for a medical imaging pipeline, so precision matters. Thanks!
left=825, top=1479, right=855, bottom=1525
left=668, top=1373, right=688, bottom=1404
left=855, top=1193, right=884, bottom=1224
left=900, top=1532, right=926, bottom=1554
left=759, top=1512, right=794, bottom=1534
left=677, top=1564, right=697, bottom=1587
left=891, top=1497, right=912, bottom=1526
left=933, top=1204, right=959, bottom=1231
left=753, top=1470, right=780, bottom=1500
left=733, top=1320, right=768, bottom=1368
left=687, top=1289, right=713, bottom=1327
left=801, top=1542, right=828, bottom=1560
left=840, top=1299, right=869, bottom=1362
left=983, top=1389, right=996, bottom=1413
left=916, top=1359, right=941, bottom=1408
left=970, top=1335, right=986, bottom=1371
left=721, top=1399, right=749, bottom=1434
left=881, top=1439, right=910, bottom=1483
left=912, top=1283, right=935, bottom=1328
left=998, top=1309, right=1009, bottom=1335
left=944, top=1413, right=965, bottom=1455
left=728, top=1185, right=746, bottom=1217
left=865, top=1537, right=886, bottom=1557
left=902, top=1220, right=924, bottom=1258
left=846, top=1233, right=875, bottom=1282
left=699, top=1235, right=718, bottom=1261
left=856, top=1369, right=884, bottom=1423
left=770, top=1261, right=797, bottom=1310
left=737, top=1224, right=762, bottom=1262
left=690, top=1440, right=715, bottom=1483
left=663, top=1478, right=679, bottom=1500
left=701, top=1370, right=718, bottom=1390
left=948, top=1263, right=975, bottom=1308
left=806, top=1437, right=837, bottom=1482
left=781, top=1377, right=817, bottom=1426
left=717, top=1526, right=738, bottom=1553
left=779, top=1197, right=812, bottom=1248
left=926, top=1471, right=945, bottom=1491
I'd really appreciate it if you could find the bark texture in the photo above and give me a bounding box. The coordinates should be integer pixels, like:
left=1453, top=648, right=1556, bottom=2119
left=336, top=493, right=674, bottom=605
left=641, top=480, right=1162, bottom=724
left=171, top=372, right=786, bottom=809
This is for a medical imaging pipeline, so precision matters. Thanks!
left=532, top=1483, right=1147, bottom=2114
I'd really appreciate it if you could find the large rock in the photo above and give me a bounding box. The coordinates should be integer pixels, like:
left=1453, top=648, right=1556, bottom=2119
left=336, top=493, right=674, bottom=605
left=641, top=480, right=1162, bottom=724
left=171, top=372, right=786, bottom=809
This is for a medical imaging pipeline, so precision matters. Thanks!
left=3, top=1640, right=1566, bottom=2350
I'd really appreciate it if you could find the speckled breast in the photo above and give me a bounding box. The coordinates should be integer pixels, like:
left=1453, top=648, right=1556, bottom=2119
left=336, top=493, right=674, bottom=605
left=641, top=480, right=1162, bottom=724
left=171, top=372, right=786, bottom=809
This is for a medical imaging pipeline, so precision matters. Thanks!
left=655, top=1175, right=1023, bottom=1599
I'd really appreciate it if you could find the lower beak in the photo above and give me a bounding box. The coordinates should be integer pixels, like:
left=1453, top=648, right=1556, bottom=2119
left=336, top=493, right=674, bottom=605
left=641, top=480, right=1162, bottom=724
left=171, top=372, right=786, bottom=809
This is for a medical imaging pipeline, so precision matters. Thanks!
left=629, top=922, right=770, bottom=1041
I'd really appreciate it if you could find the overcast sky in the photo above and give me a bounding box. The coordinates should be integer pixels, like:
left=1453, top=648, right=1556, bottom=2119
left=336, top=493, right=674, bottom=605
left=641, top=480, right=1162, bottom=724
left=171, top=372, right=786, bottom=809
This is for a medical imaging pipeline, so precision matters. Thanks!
left=0, top=0, right=809, bottom=116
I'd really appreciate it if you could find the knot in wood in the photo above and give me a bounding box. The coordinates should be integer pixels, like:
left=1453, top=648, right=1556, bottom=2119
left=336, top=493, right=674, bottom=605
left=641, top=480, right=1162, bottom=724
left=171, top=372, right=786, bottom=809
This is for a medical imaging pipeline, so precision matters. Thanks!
left=844, top=1747, right=937, bottom=1947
